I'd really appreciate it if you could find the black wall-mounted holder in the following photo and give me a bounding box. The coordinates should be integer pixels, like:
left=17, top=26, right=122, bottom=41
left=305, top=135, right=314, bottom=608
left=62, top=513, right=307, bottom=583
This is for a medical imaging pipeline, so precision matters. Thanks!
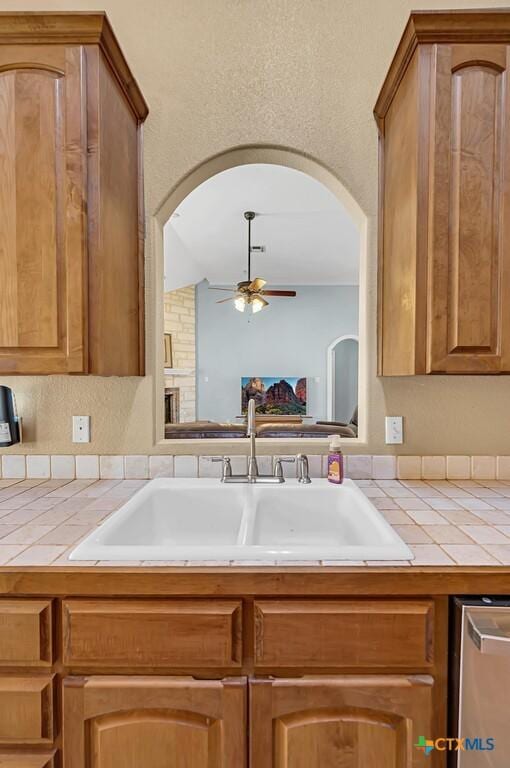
left=0, top=386, right=21, bottom=447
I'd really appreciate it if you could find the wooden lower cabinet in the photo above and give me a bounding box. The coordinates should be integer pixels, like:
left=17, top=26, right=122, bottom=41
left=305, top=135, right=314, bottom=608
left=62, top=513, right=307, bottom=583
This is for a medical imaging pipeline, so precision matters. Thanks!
left=62, top=599, right=242, bottom=669
left=62, top=673, right=437, bottom=767
left=0, top=752, right=56, bottom=768
left=0, top=597, right=445, bottom=766
left=253, top=600, right=434, bottom=670
left=0, top=756, right=55, bottom=768
left=63, top=675, right=246, bottom=767
left=0, top=676, right=54, bottom=744
left=250, top=675, right=436, bottom=767
left=0, top=599, right=53, bottom=667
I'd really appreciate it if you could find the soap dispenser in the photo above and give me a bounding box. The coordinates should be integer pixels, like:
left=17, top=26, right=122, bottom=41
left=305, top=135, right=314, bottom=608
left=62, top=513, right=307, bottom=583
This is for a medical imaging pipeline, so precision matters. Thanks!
left=0, top=386, right=21, bottom=447
left=327, top=434, right=344, bottom=484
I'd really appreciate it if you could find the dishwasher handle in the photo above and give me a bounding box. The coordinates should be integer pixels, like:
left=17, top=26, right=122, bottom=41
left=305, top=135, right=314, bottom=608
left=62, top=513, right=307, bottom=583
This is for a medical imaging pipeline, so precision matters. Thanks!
left=468, top=612, right=510, bottom=656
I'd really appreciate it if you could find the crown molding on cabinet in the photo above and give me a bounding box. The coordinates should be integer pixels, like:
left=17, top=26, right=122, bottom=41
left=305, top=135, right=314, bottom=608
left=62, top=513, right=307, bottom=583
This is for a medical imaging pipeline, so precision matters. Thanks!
left=374, top=9, right=510, bottom=127
left=0, top=12, right=148, bottom=120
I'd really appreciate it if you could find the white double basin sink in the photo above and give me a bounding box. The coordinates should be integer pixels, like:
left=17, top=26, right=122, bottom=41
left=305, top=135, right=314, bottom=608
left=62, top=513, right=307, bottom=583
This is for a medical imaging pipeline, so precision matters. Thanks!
left=70, top=478, right=413, bottom=562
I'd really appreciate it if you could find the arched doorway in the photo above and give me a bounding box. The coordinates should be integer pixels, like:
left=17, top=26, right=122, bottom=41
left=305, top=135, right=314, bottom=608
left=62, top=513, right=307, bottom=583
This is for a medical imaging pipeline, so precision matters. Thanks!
left=151, top=145, right=368, bottom=447
left=327, top=335, right=359, bottom=426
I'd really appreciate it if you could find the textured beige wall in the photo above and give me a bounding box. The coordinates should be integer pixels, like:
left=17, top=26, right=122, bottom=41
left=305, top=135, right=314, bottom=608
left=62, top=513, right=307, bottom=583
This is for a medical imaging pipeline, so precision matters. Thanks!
left=1, top=0, right=509, bottom=456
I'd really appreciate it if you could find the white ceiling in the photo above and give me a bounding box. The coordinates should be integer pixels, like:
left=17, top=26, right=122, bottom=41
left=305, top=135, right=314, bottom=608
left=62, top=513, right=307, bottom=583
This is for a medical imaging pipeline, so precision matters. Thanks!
left=164, top=163, right=360, bottom=291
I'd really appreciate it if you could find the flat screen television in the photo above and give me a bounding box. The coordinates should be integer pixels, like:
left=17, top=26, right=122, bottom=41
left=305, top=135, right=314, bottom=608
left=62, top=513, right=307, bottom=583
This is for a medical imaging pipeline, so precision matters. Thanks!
left=241, top=377, right=307, bottom=416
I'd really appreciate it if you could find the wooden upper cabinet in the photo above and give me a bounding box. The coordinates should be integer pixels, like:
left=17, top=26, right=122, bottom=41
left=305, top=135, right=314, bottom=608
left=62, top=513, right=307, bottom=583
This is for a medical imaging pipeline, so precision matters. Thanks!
left=375, top=11, right=510, bottom=375
left=63, top=676, right=246, bottom=768
left=0, top=13, right=148, bottom=375
left=0, top=44, right=87, bottom=373
left=428, top=44, right=510, bottom=373
left=250, top=675, right=434, bottom=767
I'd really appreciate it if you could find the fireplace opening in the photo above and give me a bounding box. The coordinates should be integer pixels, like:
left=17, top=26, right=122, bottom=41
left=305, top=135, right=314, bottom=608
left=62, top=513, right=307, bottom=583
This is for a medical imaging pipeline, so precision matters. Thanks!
left=164, top=388, right=180, bottom=424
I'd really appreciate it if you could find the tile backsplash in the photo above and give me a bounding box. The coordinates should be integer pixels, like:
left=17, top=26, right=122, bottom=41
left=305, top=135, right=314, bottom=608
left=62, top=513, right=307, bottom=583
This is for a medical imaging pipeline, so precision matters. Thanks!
left=1, top=454, right=510, bottom=481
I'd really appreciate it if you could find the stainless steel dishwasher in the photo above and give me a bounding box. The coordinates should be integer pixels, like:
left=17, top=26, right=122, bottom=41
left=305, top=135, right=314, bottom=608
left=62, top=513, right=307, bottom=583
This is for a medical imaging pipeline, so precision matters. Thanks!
left=451, top=597, right=510, bottom=767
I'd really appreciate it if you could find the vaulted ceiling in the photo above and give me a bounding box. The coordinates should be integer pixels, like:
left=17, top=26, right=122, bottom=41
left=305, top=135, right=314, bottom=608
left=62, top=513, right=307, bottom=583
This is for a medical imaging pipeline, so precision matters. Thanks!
left=164, top=163, right=360, bottom=292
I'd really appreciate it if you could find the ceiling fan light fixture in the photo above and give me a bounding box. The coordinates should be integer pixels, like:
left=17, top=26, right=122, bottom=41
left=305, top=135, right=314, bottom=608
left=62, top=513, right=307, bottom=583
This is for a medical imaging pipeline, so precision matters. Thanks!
left=251, top=295, right=268, bottom=314
left=234, top=295, right=246, bottom=312
left=210, top=211, right=295, bottom=313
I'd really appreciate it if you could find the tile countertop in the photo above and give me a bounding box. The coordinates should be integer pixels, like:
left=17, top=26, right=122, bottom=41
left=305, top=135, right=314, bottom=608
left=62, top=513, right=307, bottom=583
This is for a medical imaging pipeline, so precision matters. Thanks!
left=1, top=477, right=510, bottom=567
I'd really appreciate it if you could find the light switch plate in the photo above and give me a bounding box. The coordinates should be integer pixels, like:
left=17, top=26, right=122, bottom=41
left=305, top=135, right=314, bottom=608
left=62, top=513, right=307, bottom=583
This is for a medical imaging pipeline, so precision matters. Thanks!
left=73, top=415, right=90, bottom=443
left=385, top=416, right=403, bottom=444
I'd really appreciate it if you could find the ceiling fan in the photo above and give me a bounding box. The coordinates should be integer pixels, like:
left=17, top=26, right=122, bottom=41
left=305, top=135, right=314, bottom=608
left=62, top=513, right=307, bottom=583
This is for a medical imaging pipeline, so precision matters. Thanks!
left=209, top=211, right=297, bottom=313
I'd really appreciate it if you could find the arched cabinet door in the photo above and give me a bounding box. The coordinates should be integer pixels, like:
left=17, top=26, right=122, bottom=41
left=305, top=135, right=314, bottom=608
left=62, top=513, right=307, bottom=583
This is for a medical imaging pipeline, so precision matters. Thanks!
left=250, top=676, right=435, bottom=767
left=428, top=43, right=510, bottom=373
left=0, top=45, right=87, bottom=373
left=63, top=676, right=246, bottom=768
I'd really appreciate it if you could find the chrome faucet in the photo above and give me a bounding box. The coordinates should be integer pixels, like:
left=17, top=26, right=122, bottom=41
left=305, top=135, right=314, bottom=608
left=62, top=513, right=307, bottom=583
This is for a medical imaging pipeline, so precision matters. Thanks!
left=217, top=399, right=299, bottom=483
left=214, top=399, right=312, bottom=484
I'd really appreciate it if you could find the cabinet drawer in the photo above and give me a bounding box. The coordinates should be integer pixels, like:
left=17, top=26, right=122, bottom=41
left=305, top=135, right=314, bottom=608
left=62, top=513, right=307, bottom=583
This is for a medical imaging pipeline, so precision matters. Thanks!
left=0, top=600, right=52, bottom=666
left=63, top=599, right=242, bottom=668
left=0, top=676, right=54, bottom=745
left=0, top=753, right=56, bottom=768
left=254, top=600, right=434, bottom=669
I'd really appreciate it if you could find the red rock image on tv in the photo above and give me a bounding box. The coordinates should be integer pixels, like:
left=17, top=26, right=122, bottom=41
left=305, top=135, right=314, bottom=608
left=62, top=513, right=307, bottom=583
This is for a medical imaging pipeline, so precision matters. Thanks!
left=241, top=377, right=307, bottom=415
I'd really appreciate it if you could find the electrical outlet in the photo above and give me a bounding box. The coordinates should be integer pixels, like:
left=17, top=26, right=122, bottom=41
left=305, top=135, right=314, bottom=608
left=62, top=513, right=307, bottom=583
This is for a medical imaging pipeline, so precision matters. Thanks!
left=73, top=415, right=90, bottom=443
left=385, top=416, right=403, bottom=444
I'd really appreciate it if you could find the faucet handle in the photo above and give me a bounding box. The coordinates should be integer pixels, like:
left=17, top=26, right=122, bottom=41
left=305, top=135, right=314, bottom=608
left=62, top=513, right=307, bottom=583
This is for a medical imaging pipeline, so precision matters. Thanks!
left=273, top=456, right=295, bottom=479
left=210, top=456, right=232, bottom=479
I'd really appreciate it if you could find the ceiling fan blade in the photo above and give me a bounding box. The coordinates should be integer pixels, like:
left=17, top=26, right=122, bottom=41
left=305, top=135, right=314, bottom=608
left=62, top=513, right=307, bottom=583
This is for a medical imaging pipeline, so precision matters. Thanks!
left=248, top=277, right=267, bottom=292
left=260, top=290, right=297, bottom=297
left=209, top=287, right=236, bottom=292
left=216, top=296, right=238, bottom=304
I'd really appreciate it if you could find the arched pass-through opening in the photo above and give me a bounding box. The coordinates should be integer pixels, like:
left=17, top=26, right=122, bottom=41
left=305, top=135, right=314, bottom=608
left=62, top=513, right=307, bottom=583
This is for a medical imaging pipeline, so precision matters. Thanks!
left=151, top=145, right=368, bottom=450
left=326, top=335, right=359, bottom=424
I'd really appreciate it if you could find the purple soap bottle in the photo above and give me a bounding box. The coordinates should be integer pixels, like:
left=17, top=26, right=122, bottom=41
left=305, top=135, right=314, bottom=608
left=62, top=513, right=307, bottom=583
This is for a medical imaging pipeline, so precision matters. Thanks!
left=327, top=435, right=344, bottom=484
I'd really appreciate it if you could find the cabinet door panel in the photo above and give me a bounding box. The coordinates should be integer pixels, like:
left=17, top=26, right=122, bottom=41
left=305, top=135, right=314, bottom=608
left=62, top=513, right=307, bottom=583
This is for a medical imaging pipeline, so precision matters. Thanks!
left=428, top=44, right=510, bottom=373
left=0, top=599, right=52, bottom=666
left=250, top=676, right=435, bottom=768
left=62, top=599, right=242, bottom=669
left=253, top=599, right=433, bottom=670
left=0, top=45, right=87, bottom=373
left=0, top=676, right=54, bottom=745
left=0, top=754, right=55, bottom=768
left=63, top=676, right=246, bottom=768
